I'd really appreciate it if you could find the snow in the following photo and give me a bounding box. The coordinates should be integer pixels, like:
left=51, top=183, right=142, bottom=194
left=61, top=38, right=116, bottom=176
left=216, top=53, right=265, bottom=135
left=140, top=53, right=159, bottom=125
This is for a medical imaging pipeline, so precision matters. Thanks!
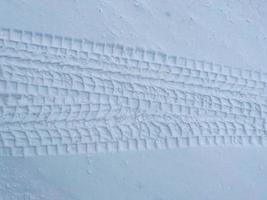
left=1, top=0, right=267, bottom=199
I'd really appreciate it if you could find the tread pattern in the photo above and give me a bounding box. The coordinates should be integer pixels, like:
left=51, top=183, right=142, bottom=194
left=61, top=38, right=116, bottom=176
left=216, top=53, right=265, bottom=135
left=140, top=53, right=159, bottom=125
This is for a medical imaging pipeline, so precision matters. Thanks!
left=0, top=28, right=267, bottom=157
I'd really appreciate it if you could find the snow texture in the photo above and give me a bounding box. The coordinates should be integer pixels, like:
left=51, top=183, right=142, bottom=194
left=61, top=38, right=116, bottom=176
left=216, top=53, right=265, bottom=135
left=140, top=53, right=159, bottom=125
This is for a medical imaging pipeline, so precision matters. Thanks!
left=1, top=0, right=267, bottom=199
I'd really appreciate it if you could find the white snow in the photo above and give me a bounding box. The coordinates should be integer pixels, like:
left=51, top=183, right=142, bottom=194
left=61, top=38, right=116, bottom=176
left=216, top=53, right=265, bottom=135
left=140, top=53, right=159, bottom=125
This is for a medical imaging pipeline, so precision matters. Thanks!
left=1, top=0, right=267, bottom=199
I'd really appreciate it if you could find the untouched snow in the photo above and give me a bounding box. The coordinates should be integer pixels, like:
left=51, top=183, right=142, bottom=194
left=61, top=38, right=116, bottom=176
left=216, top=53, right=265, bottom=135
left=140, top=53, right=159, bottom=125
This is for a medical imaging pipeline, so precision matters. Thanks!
left=1, top=0, right=267, bottom=199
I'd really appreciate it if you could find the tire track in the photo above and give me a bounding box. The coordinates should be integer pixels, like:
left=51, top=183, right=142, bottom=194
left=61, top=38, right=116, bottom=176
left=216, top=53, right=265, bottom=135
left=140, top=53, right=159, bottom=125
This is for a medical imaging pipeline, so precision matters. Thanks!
left=0, top=28, right=266, bottom=83
left=1, top=47, right=266, bottom=96
left=0, top=28, right=267, bottom=156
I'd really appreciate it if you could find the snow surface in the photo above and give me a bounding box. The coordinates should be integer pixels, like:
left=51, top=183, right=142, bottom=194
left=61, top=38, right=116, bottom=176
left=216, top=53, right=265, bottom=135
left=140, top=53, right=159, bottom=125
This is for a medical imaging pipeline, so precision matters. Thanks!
left=1, top=0, right=267, bottom=199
